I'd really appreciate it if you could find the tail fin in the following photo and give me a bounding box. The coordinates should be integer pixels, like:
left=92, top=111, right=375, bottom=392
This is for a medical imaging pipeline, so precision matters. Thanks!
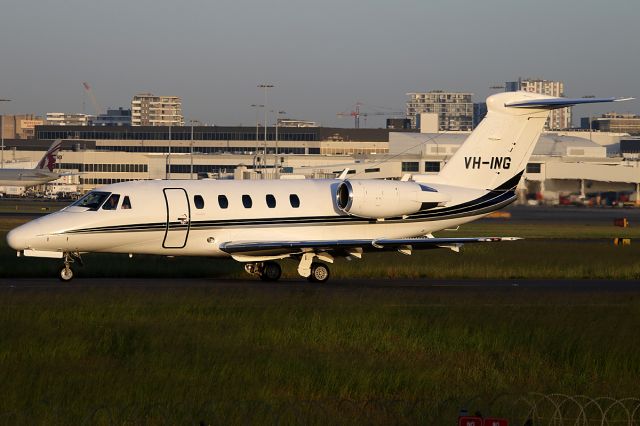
left=35, top=139, right=63, bottom=172
left=425, top=92, right=630, bottom=190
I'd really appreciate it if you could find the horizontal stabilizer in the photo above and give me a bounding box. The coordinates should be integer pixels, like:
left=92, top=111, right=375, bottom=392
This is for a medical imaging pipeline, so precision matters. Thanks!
left=505, top=97, right=633, bottom=109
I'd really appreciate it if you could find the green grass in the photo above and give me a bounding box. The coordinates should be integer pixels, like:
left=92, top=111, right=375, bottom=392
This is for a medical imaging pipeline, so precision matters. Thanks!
left=0, top=285, right=639, bottom=423
left=2, top=215, right=640, bottom=280
left=2, top=213, right=640, bottom=423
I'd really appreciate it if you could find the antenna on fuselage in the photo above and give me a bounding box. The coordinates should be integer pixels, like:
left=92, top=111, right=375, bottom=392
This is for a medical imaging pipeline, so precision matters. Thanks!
left=336, top=168, right=350, bottom=180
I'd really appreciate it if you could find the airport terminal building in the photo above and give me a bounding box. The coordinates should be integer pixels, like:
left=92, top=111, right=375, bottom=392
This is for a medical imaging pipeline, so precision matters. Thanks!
left=2, top=124, right=639, bottom=206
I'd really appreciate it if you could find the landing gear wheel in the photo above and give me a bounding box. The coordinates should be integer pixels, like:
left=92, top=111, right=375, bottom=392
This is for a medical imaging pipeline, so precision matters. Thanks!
left=58, top=265, right=74, bottom=282
left=307, top=262, right=330, bottom=283
left=260, top=261, right=282, bottom=282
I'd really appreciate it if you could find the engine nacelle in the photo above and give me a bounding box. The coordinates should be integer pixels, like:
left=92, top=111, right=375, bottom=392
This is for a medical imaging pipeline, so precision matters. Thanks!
left=335, top=180, right=450, bottom=219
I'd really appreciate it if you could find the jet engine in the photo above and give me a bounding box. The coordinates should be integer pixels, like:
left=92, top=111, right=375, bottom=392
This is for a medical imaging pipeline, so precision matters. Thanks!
left=335, top=180, right=450, bottom=219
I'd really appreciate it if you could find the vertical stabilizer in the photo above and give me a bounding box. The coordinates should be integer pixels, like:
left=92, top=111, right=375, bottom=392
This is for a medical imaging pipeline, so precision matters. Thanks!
left=421, top=92, right=629, bottom=190
left=427, top=92, right=552, bottom=190
left=35, top=140, right=63, bottom=172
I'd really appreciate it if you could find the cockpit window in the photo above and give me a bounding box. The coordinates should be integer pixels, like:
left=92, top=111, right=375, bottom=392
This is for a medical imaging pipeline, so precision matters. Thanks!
left=121, top=196, right=132, bottom=209
left=102, top=194, right=120, bottom=210
left=71, top=191, right=111, bottom=211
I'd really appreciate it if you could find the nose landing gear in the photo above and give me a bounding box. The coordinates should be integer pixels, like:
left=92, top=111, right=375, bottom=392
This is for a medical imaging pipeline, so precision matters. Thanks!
left=58, top=252, right=83, bottom=282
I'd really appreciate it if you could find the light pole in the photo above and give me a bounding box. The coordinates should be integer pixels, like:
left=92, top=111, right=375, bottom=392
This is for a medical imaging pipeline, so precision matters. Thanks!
left=258, top=84, right=273, bottom=174
left=250, top=104, right=263, bottom=169
left=0, top=99, right=11, bottom=169
left=189, top=119, right=201, bottom=180
left=166, top=124, right=172, bottom=179
left=273, top=110, right=286, bottom=169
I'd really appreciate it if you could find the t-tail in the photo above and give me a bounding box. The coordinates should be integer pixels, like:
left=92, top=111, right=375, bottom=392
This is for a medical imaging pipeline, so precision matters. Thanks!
left=35, top=139, right=63, bottom=172
left=426, top=91, right=632, bottom=190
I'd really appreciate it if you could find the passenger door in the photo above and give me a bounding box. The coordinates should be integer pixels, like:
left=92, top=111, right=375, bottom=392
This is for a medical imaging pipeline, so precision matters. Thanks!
left=163, top=188, right=190, bottom=248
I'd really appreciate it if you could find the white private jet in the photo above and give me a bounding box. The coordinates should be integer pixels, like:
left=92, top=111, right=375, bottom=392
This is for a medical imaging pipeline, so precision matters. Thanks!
left=6, top=92, right=630, bottom=282
left=0, top=140, right=64, bottom=187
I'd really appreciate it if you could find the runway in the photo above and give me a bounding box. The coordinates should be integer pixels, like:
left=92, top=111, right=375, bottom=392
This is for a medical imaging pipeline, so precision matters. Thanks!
left=1, top=277, right=640, bottom=292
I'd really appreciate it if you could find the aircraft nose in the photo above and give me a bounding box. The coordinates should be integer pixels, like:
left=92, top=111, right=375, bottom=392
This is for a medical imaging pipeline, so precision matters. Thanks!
left=6, top=221, right=43, bottom=251
left=6, top=226, right=28, bottom=251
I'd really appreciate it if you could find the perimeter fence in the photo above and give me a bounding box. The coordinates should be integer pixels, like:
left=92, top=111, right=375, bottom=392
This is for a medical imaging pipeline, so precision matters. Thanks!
left=1, top=393, right=639, bottom=425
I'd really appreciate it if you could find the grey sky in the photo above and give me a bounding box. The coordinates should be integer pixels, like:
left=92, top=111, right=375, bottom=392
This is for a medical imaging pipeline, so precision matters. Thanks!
left=1, top=0, right=638, bottom=127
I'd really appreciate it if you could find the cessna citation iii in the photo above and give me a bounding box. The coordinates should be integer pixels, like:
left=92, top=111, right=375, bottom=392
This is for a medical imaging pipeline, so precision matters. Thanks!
left=0, top=139, right=64, bottom=187
left=6, top=92, right=630, bottom=282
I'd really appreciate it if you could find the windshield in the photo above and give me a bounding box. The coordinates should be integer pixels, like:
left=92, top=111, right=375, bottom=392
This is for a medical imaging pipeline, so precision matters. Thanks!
left=71, top=191, right=111, bottom=211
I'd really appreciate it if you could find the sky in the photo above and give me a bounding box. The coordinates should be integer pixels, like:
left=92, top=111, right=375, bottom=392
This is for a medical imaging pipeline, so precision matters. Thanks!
left=0, top=0, right=638, bottom=128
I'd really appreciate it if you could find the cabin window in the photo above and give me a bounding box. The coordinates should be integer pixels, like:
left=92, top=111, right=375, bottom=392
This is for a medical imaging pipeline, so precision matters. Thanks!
left=266, top=194, right=276, bottom=208
left=194, top=195, right=205, bottom=209
left=242, top=194, right=253, bottom=208
left=289, top=194, right=300, bottom=208
left=102, top=194, right=120, bottom=210
left=121, top=196, right=132, bottom=209
left=72, top=191, right=110, bottom=211
left=218, top=195, right=229, bottom=209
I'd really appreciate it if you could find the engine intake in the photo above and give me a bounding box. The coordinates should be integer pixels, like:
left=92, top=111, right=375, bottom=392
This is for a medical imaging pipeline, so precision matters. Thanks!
left=336, top=180, right=449, bottom=219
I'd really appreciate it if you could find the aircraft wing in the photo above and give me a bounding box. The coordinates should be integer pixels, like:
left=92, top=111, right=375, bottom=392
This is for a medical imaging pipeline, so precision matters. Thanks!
left=219, top=236, right=521, bottom=257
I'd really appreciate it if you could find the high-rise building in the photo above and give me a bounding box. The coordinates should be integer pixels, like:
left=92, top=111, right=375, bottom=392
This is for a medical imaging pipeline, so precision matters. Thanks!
left=131, top=93, right=184, bottom=126
left=405, top=91, right=473, bottom=131
left=505, top=78, right=571, bottom=130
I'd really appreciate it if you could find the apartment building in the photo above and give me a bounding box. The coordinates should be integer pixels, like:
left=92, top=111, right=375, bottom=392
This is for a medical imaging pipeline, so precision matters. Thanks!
left=131, top=93, right=184, bottom=126
left=405, top=91, right=473, bottom=131
left=506, top=78, right=571, bottom=130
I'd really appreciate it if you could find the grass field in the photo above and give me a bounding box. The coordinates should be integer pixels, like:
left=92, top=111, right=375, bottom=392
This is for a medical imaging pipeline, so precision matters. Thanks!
left=1, top=283, right=640, bottom=424
left=2, top=210, right=640, bottom=423
left=2, top=214, right=640, bottom=280
left=8, top=240, right=640, bottom=280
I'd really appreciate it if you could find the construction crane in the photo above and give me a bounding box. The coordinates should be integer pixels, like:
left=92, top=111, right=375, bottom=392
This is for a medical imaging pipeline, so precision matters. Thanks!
left=336, top=102, right=363, bottom=128
left=82, top=82, right=103, bottom=116
left=337, top=102, right=405, bottom=128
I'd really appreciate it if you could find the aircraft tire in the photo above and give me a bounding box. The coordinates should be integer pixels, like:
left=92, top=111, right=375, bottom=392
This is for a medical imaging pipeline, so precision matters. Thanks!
left=260, top=261, right=282, bottom=282
left=58, top=265, right=74, bottom=282
left=308, top=262, right=330, bottom=283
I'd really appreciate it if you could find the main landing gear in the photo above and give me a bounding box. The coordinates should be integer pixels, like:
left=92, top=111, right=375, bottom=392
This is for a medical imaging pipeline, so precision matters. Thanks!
left=58, top=252, right=83, bottom=282
left=245, top=261, right=282, bottom=282
left=307, top=262, right=330, bottom=283
left=244, top=258, right=331, bottom=283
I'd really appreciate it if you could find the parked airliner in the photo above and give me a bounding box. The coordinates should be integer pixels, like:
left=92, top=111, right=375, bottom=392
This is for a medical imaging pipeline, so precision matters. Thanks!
left=6, top=93, right=630, bottom=282
left=0, top=140, right=64, bottom=187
